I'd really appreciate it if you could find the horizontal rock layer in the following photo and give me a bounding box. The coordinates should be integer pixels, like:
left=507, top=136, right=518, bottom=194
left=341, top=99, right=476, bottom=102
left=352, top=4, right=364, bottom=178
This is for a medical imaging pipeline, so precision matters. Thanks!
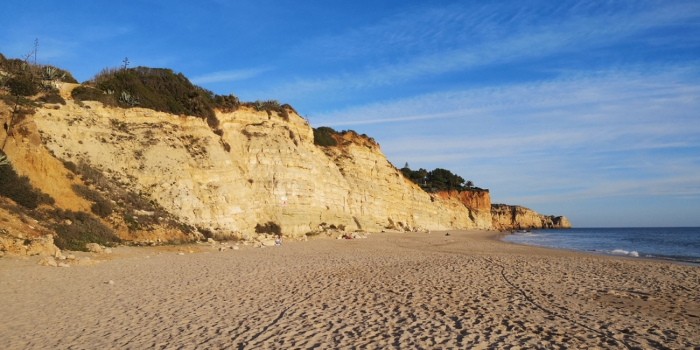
left=2, top=86, right=569, bottom=239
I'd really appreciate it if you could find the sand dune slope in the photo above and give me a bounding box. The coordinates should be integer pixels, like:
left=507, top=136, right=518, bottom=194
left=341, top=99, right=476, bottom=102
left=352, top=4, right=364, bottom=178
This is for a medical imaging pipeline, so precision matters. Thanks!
left=0, top=231, right=698, bottom=349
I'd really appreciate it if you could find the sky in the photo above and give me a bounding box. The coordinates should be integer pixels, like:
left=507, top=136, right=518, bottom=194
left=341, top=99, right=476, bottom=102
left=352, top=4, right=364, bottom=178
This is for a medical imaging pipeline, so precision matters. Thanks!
left=2, top=0, right=699, bottom=227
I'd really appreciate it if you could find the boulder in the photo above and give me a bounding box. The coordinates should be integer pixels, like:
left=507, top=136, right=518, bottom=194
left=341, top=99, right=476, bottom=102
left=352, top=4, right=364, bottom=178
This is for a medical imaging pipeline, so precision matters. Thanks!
left=85, top=243, right=103, bottom=253
left=26, top=235, right=61, bottom=257
left=262, top=239, right=276, bottom=247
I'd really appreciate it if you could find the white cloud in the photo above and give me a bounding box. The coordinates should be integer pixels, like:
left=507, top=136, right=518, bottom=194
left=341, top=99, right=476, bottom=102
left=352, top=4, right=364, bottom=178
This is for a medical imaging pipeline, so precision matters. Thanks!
left=191, top=67, right=270, bottom=84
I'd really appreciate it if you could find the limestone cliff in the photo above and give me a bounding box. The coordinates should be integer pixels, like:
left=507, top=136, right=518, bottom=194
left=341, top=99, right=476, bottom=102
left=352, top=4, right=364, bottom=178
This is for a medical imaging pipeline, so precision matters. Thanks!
left=3, top=85, right=491, bottom=238
left=491, top=204, right=571, bottom=230
left=1, top=84, right=569, bottom=240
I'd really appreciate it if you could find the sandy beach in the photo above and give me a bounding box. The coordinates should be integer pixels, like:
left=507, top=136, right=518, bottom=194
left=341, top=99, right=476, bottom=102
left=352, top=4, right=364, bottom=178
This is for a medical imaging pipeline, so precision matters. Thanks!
left=1, top=230, right=698, bottom=349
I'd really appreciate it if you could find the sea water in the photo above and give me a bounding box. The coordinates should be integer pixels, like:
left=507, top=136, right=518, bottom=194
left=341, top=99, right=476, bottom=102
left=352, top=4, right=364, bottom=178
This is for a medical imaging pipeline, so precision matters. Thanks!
left=502, top=227, right=700, bottom=264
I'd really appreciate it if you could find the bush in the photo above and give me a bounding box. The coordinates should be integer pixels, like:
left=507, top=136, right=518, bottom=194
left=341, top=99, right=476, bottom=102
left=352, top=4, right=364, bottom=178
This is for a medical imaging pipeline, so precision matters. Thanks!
left=72, top=184, right=114, bottom=218
left=71, top=86, right=117, bottom=106
left=0, top=53, right=77, bottom=93
left=0, top=154, right=55, bottom=209
left=400, top=165, right=488, bottom=193
left=6, top=75, right=38, bottom=97
left=84, top=67, right=219, bottom=127
left=37, top=91, right=66, bottom=105
left=212, top=93, right=240, bottom=113
left=91, top=200, right=113, bottom=218
left=313, top=127, right=338, bottom=147
left=255, top=221, right=281, bottom=235
left=48, top=209, right=121, bottom=251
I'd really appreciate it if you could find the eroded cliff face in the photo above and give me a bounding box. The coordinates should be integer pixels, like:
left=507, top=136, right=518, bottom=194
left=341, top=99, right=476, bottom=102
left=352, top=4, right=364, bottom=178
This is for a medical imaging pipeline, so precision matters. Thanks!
left=491, top=204, right=571, bottom=230
left=20, top=89, right=492, bottom=238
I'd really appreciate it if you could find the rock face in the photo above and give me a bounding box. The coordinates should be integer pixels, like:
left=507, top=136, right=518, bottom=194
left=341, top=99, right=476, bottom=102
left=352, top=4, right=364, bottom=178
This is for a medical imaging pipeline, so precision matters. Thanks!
left=27, top=95, right=497, bottom=237
left=491, top=204, right=571, bottom=230
left=2, top=85, right=568, bottom=238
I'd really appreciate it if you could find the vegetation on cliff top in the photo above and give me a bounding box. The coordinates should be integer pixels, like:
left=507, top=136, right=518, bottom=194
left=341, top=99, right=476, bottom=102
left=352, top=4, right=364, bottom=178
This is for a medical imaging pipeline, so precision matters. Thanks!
left=1, top=52, right=297, bottom=131
left=401, top=164, right=486, bottom=193
left=1, top=52, right=74, bottom=131
left=77, top=66, right=297, bottom=129
left=312, top=126, right=377, bottom=147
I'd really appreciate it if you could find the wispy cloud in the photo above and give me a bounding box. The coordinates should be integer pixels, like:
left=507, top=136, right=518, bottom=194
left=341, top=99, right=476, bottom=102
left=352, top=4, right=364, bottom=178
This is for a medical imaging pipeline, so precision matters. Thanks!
left=265, top=1, right=700, bottom=100
left=191, top=67, right=270, bottom=84
left=316, top=66, right=700, bottom=128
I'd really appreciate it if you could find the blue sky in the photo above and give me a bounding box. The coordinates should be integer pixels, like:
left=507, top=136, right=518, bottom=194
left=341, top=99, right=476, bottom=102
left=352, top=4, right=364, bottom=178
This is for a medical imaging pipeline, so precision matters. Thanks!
left=2, top=0, right=699, bottom=227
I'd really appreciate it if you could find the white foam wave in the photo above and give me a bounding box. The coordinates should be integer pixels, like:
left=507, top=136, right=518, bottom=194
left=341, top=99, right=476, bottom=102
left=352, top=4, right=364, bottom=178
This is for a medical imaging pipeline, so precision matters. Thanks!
left=610, top=249, right=639, bottom=257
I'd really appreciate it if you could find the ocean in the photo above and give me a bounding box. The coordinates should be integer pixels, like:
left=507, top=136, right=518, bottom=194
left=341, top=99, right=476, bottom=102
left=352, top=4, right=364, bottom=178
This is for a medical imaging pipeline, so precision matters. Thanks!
left=502, top=227, right=700, bottom=264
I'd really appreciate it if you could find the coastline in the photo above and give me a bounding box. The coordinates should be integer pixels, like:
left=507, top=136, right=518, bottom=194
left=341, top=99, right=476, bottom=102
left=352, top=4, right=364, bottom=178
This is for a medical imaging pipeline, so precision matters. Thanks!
left=1, top=230, right=698, bottom=349
left=498, top=228, right=700, bottom=267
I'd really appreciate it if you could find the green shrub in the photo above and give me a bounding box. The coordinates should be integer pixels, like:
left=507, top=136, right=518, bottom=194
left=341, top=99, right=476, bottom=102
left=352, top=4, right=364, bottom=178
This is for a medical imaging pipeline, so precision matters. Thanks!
left=49, top=209, right=121, bottom=251
left=212, top=93, right=240, bottom=113
left=6, top=75, right=38, bottom=97
left=84, top=66, right=219, bottom=127
left=37, top=91, right=66, bottom=105
left=91, top=200, right=113, bottom=218
left=71, top=86, right=117, bottom=106
left=72, top=184, right=114, bottom=218
left=400, top=165, right=488, bottom=193
left=313, top=127, right=338, bottom=147
left=0, top=53, right=77, bottom=93
left=255, top=221, right=281, bottom=235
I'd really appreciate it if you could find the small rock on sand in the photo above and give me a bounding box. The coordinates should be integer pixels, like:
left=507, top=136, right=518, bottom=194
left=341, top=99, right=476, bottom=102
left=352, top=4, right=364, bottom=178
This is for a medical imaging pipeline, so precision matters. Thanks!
left=58, top=262, right=70, bottom=268
left=38, top=257, right=58, bottom=267
left=178, top=252, right=185, bottom=255
left=233, top=246, right=239, bottom=250
left=104, top=248, right=113, bottom=254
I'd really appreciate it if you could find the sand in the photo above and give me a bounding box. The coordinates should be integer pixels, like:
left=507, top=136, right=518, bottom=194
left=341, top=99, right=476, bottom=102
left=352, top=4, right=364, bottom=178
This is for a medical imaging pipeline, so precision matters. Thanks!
left=0, top=230, right=698, bottom=349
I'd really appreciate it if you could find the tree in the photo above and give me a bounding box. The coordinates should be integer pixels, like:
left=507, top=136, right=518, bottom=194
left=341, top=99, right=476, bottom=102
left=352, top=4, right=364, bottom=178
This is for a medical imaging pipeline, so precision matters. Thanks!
left=466, top=180, right=474, bottom=188
left=404, top=162, right=410, bottom=169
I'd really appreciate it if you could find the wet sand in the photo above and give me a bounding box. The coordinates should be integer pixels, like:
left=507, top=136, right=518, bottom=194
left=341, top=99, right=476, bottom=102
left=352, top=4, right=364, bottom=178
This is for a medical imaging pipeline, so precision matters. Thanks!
left=1, top=230, right=698, bottom=349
